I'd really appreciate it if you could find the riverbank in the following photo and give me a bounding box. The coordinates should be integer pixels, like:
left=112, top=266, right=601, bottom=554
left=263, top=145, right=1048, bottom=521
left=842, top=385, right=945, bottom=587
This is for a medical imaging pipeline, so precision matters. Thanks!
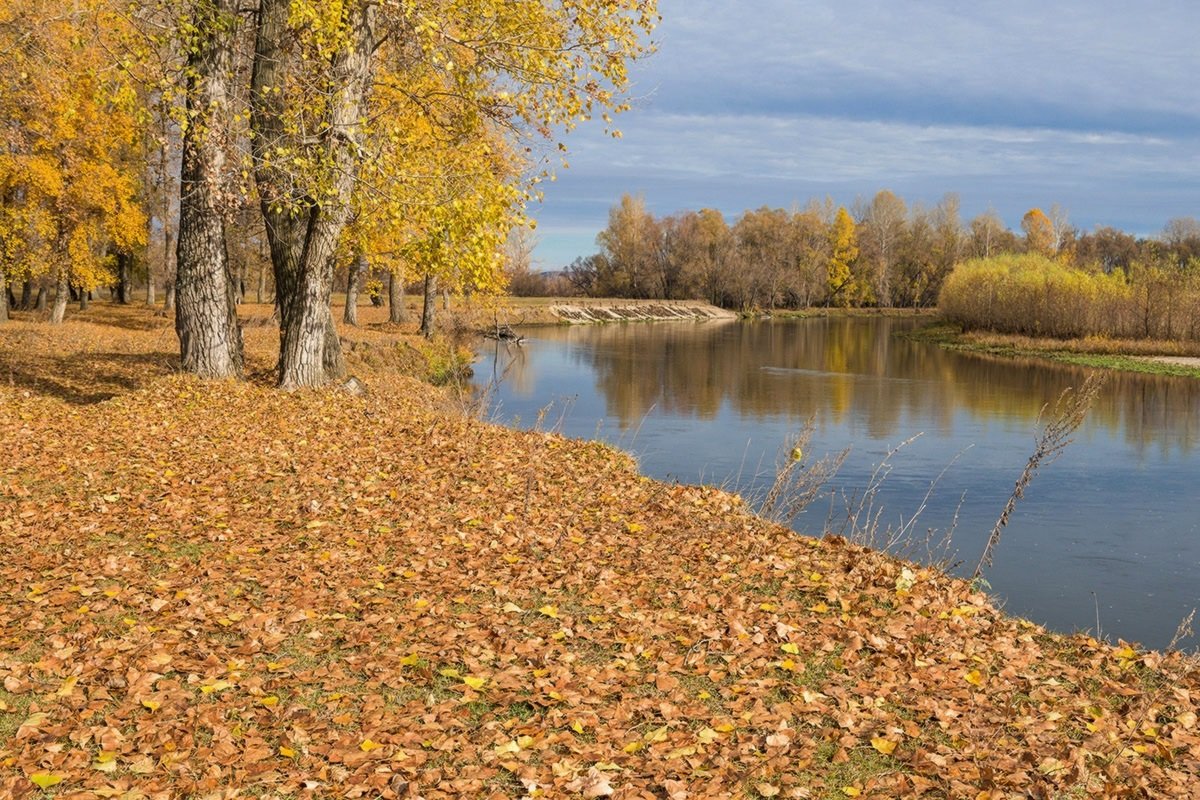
left=476, top=297, right=737, bottom=327
left=2, top=304, right=1198, bottom=798
left=909, top=322, right=1200, bottom=379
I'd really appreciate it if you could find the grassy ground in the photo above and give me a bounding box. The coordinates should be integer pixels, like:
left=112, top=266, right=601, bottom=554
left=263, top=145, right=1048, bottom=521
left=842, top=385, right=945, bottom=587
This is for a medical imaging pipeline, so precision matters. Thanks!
left=908, top=322, right=1200, bottom=380
left=1, top=302, right=1198, bottom=798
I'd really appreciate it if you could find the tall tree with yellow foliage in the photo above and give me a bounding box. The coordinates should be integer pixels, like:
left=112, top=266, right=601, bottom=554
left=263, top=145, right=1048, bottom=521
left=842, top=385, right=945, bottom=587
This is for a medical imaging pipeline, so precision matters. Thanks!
left=826, top=206, right=861, bottom=307
left=177, top=0, right=655, bottom=387
left=0, top=0, right=147, bottom=324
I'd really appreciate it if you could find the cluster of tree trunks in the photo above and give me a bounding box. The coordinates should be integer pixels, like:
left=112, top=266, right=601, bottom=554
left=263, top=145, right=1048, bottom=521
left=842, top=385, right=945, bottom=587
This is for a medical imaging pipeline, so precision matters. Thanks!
left=172, top=0, right=376, bottom=388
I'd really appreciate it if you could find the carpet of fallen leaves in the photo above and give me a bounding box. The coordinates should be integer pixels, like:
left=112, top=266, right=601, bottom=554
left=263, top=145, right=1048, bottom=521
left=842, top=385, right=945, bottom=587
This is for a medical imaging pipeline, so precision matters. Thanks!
left=2, top=305, right=1199, bottom=799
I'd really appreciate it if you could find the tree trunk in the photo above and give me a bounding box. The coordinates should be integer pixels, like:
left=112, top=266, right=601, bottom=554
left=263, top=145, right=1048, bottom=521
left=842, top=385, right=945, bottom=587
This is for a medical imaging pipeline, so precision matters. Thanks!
left=175, top=0, right=243, bottom=378
left=0, top=265, right=8, bottom=323
left=420, top=273, right=437, bottom=337
left=36, top=286, right=47, bottom=311
left=344, top=250, right=364, bottom=326
left=20, top=278, right=33, bottom=310
left=116, top=251, right=132, bottom=303
left=257, top=256, right=266, bottom=304
left=251, top=0, right=376, bottom=388
left=388, top=271, right=406, bottom=322
left=50, top=272, right=68, bottom=324
left=79, top=290, right=90, bottom=312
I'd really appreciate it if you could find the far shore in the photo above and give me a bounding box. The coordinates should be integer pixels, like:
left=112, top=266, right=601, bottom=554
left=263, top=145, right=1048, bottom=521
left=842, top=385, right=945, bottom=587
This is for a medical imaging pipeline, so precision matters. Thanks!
left=907, top=321, right=1200, bottom=379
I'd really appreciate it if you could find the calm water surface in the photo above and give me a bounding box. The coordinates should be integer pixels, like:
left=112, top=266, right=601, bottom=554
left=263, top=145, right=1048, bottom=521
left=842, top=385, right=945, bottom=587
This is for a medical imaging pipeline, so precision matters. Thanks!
left=473, top=317, right=1200, bottom=650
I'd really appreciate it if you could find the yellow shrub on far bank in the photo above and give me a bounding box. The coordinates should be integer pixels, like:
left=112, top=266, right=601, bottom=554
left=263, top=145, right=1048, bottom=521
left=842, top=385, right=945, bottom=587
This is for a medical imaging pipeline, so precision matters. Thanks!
left=939, top=254, right=1200, bottom=342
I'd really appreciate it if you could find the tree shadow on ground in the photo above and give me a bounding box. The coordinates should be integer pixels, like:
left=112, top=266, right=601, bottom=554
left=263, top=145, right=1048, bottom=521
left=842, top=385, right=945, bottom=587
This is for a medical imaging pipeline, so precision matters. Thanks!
left=2, top=350, right=180, bottom=405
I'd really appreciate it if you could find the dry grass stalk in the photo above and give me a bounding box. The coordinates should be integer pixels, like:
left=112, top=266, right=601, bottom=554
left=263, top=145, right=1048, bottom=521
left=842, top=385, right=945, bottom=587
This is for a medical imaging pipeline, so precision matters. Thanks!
left=757, top=419, right=849, bottom=526
left=972, top=372, right=1106, bottom=579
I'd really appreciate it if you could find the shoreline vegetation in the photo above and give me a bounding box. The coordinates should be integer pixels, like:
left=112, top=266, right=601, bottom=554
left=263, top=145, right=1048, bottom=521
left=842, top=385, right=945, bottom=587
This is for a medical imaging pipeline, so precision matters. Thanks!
left=2, top=303, right=1199, bottom=797
left=907, top=323, right=1200, bottom=380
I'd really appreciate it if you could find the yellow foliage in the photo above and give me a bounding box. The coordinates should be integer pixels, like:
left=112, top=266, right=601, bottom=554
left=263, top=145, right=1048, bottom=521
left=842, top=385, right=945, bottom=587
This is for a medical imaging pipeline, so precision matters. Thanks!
left=0, top=0, right=147, bottom=294
left=939, top=253, right=1200, bottom=342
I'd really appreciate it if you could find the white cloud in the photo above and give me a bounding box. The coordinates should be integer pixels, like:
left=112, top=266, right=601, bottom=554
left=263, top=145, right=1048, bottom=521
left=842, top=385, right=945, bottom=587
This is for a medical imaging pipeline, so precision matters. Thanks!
left=531, top=0, right=1200, bottom=264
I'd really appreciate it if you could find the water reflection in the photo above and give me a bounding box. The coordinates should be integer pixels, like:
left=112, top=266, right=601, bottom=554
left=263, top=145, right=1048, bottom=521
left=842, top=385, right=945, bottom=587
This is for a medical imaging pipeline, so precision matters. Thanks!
left=476, top=318, right=1200, bottom=649
left=497, top=318, right=1200, bottom=454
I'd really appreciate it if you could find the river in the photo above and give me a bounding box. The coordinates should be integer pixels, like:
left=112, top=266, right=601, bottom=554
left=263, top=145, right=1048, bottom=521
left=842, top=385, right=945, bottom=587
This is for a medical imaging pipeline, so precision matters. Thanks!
left=473, top=316, right=1200, bottom=650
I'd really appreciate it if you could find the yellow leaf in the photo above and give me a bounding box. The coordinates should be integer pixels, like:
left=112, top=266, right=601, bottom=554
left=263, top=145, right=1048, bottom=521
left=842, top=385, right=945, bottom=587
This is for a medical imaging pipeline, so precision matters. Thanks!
left=539, top=604, right=559, bottom=619
left=842, top=788, right=861, bottom=797
left=200, top=680, right=231, bottom=694
left=55, top=676, right=78, bottom=697
left=758, top=603, right=777, bottom=612
left=871, top=737, right=897, bottom=755
left=260, top=696, right=279, bottom=707
left=494, top=739, right=520, bottom=755
left=399, top=653, right=421, bottom=667
left=141, top=699, right=161, bottom=711
left=963, top=669, right=986, bottom=687
left=626, top=522, right=644, bottom=533
left=778, top=658, right=797, bottom=672
left=463, top=676, right=487, bottom=690
left=439, top=668, right=462, bottom=679
left=697, top=727, right=720, bottom=744
left=30, top=773, right=64, bottom=789
left=644, top=725, right=669, bottom=743
left=780, top=643, right=800, bottom=655
left=811, top=602, right=830, bottom=613
left=279, top=745, right=297, bottom=758
left=622, top=740, right=645, bottom=754
left=360, top=739, right=383, bottom=752
left=570, top=719, right=585, bottom=734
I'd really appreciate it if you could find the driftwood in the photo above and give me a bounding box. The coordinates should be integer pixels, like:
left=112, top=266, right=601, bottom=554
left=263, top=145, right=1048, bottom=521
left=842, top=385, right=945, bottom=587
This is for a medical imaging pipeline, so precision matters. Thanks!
left=482, top=322, right=525, bottom=344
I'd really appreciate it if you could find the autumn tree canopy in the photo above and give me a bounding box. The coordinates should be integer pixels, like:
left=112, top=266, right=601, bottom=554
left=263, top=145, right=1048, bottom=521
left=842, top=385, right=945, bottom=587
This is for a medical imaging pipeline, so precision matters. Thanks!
left=0, top=0, right=147, bottom=324
left=170, top=0, right=658, bottom=387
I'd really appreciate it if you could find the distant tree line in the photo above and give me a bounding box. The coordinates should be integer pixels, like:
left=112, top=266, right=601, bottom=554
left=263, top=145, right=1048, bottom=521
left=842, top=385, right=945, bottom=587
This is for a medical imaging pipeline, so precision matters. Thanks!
left=547, top=192, right=1200, bottom=312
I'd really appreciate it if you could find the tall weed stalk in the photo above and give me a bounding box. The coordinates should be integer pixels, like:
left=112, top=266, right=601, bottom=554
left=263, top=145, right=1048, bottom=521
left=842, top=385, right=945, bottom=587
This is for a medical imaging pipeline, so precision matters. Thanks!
left=972, top=372, right=1105, bottom=579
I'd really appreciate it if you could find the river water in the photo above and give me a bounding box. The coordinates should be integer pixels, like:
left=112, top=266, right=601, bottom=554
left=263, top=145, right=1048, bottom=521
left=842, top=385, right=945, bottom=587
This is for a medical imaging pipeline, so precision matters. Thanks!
left=473, top=317, right=1200, bottom=650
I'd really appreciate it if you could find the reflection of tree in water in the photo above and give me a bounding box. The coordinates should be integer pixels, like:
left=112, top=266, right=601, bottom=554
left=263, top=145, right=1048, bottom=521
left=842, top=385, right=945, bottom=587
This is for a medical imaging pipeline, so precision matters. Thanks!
left=528, top=318, right=1200, bottom=452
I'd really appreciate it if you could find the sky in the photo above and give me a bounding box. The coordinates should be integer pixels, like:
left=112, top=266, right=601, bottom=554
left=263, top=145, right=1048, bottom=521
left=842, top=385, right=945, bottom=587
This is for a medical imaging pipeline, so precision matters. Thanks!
left=528, top=0, right=1200, bottom=269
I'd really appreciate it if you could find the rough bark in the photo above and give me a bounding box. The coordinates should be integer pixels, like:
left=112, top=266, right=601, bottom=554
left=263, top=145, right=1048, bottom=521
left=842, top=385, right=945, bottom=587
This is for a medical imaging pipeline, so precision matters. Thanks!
left=0, top=265, right=8, bottom=323
left=49, top=272, right=68, bottom=324
left=344, top=250, right=365, bottom=326
left=116, top=251, right=132, bottom=303
left=420, top=273, right=437, bottom=337
left=20, top=278, right=33, bottom=310
left=175, top=0, right=243, bottom=378
left=388, top=271, right=406, bottom=322
left=251, top=0, right=376, bottom=388
left=79, top=290, right=89, bottom=312
left=35, top=286, right=47, bottom=311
